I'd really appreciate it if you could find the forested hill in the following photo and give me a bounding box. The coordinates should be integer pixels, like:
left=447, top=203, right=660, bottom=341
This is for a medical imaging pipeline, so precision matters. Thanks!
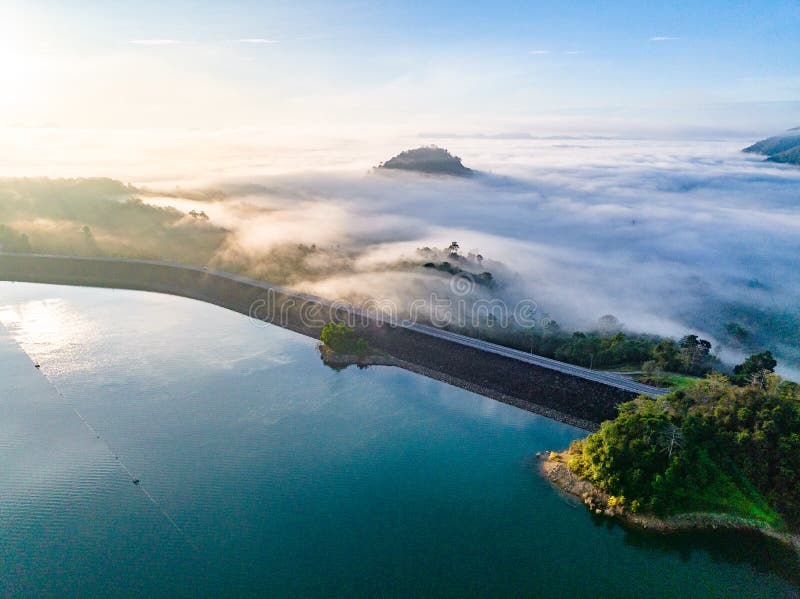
left=377, top=147, right=474, bottom=176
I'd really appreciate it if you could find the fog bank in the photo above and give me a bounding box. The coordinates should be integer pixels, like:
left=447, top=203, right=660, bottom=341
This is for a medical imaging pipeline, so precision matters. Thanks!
left=139, top=136, right=800, bottom=376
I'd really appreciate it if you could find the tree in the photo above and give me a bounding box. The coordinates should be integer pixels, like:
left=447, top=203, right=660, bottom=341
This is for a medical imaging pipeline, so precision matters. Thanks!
left=641, top=360, right=664, bottom=385
left=476, top=271, right=494, bottom=287
left=81, top=224, right=99, bottom=254
left=678, top=334, right=712, bottom=374
left=651, top=339, right=680, bottom=372
left=542, top=318, right=560, bottom=337
left=320, top=322, right=369, bottom=355
left=447, top=241, right=460, bottom=257
left=658, top=422, right=684, bottom=459
left=733, top=351, right=777, bottom=386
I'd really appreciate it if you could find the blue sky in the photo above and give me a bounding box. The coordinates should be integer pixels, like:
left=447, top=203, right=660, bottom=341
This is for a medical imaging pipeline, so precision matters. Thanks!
left=2, top=1, right=799, bottom=134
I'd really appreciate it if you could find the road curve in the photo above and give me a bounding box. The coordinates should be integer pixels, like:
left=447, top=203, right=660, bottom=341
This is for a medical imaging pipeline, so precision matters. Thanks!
left=1, top=252, right=669, bottom=398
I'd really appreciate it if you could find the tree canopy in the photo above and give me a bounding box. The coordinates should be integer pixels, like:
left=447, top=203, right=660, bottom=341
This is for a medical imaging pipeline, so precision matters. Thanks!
left=733, top=351, right=777, bottom=386
left=319, top=322, right=369, bottom=356
left=567, top=372, right=800, bottom=529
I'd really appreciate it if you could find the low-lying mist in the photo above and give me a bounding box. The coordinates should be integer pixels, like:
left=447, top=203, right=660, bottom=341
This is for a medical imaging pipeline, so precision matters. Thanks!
left=2, top=136, right=798, bottom=375
left=152, top=137, right=800, bottom=374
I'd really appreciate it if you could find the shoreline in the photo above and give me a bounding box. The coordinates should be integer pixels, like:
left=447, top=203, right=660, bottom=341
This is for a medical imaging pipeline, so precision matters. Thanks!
left=539, top=451, right=800, bottom=559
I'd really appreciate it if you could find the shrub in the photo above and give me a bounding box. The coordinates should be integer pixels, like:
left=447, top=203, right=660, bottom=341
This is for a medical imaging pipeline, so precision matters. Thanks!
left=320, top=322, right=370, bottom=356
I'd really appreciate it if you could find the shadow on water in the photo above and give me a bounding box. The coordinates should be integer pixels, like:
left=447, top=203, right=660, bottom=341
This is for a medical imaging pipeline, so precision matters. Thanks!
left=587, top=512, right=800, bottom=587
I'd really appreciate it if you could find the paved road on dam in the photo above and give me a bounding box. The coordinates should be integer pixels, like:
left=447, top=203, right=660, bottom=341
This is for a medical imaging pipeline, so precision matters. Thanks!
left=405, top=322, right=669, bottom=397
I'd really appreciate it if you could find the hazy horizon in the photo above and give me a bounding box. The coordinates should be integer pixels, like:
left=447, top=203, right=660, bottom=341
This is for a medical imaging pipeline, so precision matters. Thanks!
left=2, top=1, right=799, bottom=139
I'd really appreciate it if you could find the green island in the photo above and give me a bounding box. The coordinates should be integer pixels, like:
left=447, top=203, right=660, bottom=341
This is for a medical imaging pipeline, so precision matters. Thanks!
left=542, top=354, right=800, bottom=555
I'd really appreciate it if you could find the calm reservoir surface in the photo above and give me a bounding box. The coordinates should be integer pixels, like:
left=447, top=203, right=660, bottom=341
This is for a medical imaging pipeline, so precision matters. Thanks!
left=0, top=283, right=796, bottom=597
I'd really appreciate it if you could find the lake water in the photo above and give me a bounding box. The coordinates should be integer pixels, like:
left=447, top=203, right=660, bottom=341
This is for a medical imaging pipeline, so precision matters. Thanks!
left=0, top=283, right=797, bottom=598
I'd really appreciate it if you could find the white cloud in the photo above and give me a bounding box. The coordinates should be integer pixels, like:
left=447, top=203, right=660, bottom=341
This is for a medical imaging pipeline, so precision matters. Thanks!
left=650, top=36, right=679, bottom=42
left=529, top=50, right=550, bottom=55
left=130, top=39, right=182, bottom=45
left=562, top=50, right=587, bottom=55
left=234, top=38, right=279, bottom=44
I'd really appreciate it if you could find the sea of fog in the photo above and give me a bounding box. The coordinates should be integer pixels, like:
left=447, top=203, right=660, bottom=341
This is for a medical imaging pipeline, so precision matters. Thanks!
left=3, top=129, right=799, bottom=376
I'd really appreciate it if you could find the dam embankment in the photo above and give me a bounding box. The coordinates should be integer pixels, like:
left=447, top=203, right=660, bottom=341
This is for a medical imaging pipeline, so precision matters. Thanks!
left=0, top=253, right=645, bottom=428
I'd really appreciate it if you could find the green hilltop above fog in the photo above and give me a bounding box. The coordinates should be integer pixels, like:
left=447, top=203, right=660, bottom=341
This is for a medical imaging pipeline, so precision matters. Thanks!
left=743, top=128, right=800, bottom=165
left=377, top=146, right=474, bottom=177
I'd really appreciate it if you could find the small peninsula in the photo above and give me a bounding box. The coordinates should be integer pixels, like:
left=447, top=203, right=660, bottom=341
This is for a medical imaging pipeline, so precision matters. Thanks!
left=540, top=371, right=800, bottom=557
left=377, top=146, right=474, bottom=176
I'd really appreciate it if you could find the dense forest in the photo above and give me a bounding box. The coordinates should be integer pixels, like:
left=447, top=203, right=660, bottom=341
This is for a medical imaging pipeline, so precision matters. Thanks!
left=566, top=362, right=800, bottom=530
left=452, top=321, right=721, bottom=385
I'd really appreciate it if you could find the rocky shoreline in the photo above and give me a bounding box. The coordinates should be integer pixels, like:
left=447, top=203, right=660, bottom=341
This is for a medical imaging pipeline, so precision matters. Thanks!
left=539, top=451, right=800, bottom=559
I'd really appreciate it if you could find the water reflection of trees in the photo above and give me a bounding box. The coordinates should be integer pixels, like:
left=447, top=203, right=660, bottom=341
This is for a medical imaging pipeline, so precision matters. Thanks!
left=587, top=512, right=799, bottom=586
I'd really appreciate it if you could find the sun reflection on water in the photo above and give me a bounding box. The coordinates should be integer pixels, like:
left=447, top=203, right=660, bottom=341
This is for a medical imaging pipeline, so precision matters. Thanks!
left=0, top=297, right=102, bottom=375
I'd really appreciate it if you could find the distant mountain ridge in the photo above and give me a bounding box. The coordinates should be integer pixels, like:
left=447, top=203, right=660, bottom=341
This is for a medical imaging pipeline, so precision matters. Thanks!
left=377, top=146, right=473, bottom=177
left=743, top=129, right=800, bottom=165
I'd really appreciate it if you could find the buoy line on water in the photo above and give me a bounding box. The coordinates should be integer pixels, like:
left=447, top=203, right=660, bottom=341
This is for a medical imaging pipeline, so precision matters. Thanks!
left=30, top=360, right=200, bottom=552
